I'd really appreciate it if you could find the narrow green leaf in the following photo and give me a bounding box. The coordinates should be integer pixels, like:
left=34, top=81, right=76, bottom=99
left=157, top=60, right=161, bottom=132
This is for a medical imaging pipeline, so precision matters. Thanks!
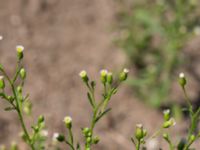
left=95, top=108, right=112, bottom=123
left=87, top=92, right=95, bottom=108
left=4, top=107, right=15, bottom=111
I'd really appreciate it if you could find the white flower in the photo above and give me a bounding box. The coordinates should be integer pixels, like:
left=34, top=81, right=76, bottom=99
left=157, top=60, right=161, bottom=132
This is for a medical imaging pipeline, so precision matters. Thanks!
left=123, top=68, right=129, bottom=73
left=0, top=36, right=3, bottom=40
left=179, top=72, right=185, bottom=78
left=100, top=69, right=108, bottom=76
left=16, top=45, right=24, bottom=52
left=79, top=70, right=87, bottom=78
left=0, top=76, right=4, bottom=80
left=163, top=109, right=170, bottom=114
left=63, top=116, right=72, bottom=124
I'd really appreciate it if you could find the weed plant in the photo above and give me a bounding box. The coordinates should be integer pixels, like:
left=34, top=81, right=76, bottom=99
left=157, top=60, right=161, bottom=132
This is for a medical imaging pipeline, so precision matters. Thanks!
left=115, top=0, right=200, bottom=107
left=0, top=47, right=200, bottom=150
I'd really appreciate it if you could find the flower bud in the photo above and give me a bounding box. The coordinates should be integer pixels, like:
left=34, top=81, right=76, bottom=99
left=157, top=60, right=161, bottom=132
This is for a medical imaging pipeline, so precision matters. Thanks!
left=63, top=116, right=72, bottom=129
left=17, top=86, right=22, bottom=93
left=119, top=68, right=129, bottom=81
left=56, top=134, right=65, bottom=142
left=16, top=45, right=24, bottom=60
left=163, top=109, right=170, bottom=121
left=79, top=70, right=89, bottom=83
left=38, top=115, right=45, bottom=123
left=86, top=137, right=92, bottom=143
left=163, top=118, right=176, bottom=128
left=107, top=72, right=113, bottom=84
left=93, top=136, right=100, bottom=144
left=189, top=134, right=195, bottom=143
left=179, top=73, right=186, bottom=87
left=135, top=124, right=146, bottom=140
left=82, top=128, right=91, bottom=137
left=100, top=69, right=108, bottom=84
left=20, top=68, right=26, bottom=80
left=0, top=76, right=5, bottom=89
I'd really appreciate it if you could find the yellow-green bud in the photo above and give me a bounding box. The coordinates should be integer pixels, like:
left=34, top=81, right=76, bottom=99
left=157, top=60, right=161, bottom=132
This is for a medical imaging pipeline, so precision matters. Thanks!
left=17, top=86, right=22, bottom=93
left=163, top=118, right=176, bottom=128
left=0, top=76, right=5, bottom=89
left=179, top=73, right=186, bottom=87
left=100, top=69, right=108, bottom=84
left=189, top=135, right=195, bottom=143
left=38, top=115, right=45, bottom=123
left=16, top=45, right=24, bottom=60
left=82, top=128, right=90, bottom=136
left=119, top=68, right=129, bottom=81
left=79, top=70, right=89, bottom=82
left=163, top=109, right=170, bottom=121
left=107, top=72, right=113, bottom=84
left=93, top=136, right=100, bottom=144
left=63, top=116, right=72, bottom=129
left=86, top=137, right=92, bottom=143
left=20, top=68, right=26, bottom=80
left=135, top=124, right=145, bottom=140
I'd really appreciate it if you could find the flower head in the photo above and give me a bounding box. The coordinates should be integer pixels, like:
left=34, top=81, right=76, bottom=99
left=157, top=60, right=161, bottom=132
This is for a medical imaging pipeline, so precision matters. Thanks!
left=79, top=70, right=89, bottom=82
left=63, top=116, right=72, bottom=129
left=16, top=45, right=24, bottom=60
left=100, top=69, right=108, bottom=83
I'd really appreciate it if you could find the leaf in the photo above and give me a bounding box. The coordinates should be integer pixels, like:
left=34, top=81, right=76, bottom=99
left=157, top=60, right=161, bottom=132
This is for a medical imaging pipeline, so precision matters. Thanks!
left=4, top=107, right=15, bottom=111
left=87, top=92, right=95, bottom=108
left=95, top=108, right=112, bottom=123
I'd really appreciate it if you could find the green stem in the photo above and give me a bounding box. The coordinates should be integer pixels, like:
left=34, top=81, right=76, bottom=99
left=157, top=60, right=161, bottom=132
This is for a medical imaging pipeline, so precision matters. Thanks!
left=136, top=140, right=141, bottom=150
left=68, top=128, right=74, bottom=150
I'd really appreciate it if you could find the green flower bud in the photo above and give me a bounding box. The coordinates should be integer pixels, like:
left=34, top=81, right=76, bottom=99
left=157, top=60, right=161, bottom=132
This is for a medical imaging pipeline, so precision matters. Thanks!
left=189, top=135, right=195, bottom=143
left=79, top=70, right=89, bottom=83
left=10, top=142, right=18, bottom=150
left=82, top=128, right=90, bottom=137
left=16, top=45, right=24, bottom=60
left=119, top=68, right=129, bottom=81
left=63, top=116, right=72, bottom=129
left=163, top=109, right=170, bottom=121
left=100, top=69, right=108, bottom=84
left=163, top=118, right=176, bottom=128
left=93, top=136, right=100, bottom=144
left=17, top=86, right=22, bottom=93
left=20, top=68, right=26, bottom=80
left=86, top=137, right=92, bottom=143
left=56, top=134, right=65, bottom=142
left=135, top=124, right=145, bottom=140
left=38, top=115, right=45, bottom=123
left=0, top=76, right=5, bottom=89
left=179, top=73, right=186, bottom=87
left=107, top=72, right=113, bottom=84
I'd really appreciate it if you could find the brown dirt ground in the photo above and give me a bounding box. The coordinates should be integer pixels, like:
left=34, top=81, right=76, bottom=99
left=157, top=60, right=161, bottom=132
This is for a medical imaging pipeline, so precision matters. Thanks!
left=0, top=0, right=200, bottom=150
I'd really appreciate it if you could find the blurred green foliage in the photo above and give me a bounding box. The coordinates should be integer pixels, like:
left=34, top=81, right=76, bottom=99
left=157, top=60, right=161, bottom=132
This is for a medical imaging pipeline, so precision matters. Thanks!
left=115, top=0, right=200, bottom=107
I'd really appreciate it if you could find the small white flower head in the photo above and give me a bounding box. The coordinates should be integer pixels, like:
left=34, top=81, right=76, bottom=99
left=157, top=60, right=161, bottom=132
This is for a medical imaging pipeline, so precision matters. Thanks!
left=123, top=68, right=129, bottom=73
left=16, top=45, right=24, bottom=60
left=136, top=123, right=143, bottom=128
left=0, top=76, right=4, bottom=80
left=41, top=130, right=48, bottom=137
left=179, top=72, right=186, bottom=87
left=63, top=116, right=72, bottom=129
left=16, top=45, right=24, bottom=52
left=179, top=72, right=185, bottom=78
left=79, top=70, right=89, bottom=82
left=100, top=69, right=108, bottom=83
left=100, top=69, right=108, bottom=77
left=119, top=68, right=129, bottom=81
left=163, top=109, right=170, bottom=121
left=0, top=35, right=3, bottom=41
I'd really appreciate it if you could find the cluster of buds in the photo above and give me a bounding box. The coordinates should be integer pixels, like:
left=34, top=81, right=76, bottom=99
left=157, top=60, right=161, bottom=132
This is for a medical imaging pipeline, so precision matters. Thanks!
left=162, top=109, right=176, bottom=128
left=79, top=68, right=129, bottom=85
left=135, top=124, right=147, bottom=141
left=82, top=127, right=99, bottom=147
